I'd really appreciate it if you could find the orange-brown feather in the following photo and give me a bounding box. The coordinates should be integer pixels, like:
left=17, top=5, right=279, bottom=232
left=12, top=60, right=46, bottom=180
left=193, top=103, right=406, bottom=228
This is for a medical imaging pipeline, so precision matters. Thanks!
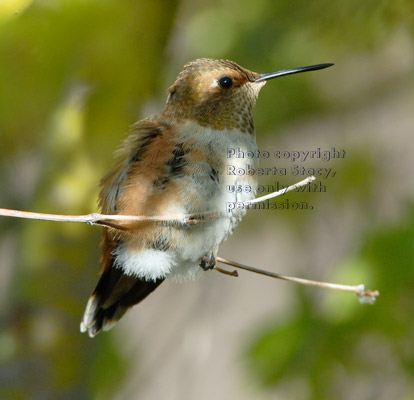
left=98, top=117, right=183, bottom=273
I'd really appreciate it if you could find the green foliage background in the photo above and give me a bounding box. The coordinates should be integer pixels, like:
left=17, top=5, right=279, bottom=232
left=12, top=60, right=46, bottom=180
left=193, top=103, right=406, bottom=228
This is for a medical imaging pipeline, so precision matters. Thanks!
left=0, top=0, right=412, bottom=399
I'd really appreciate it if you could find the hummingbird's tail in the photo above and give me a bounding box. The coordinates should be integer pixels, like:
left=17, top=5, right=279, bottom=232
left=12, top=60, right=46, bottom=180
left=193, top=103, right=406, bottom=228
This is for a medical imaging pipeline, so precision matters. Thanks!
left=80, top=265, right=163, bottom=337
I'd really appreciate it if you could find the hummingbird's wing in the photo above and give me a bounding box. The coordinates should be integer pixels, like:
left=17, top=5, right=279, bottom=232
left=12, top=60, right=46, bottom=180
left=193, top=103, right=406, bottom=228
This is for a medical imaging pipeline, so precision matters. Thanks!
left=81, top=118, right=179, bottom=337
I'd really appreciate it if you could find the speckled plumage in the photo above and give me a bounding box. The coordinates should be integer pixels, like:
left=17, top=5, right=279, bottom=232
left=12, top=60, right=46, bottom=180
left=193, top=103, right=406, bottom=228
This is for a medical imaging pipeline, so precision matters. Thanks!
left=166, top=58, right=262, bottom=134
left=80, top=58, right=266, bottom=336
left=80, top=58, right=331, bottom=337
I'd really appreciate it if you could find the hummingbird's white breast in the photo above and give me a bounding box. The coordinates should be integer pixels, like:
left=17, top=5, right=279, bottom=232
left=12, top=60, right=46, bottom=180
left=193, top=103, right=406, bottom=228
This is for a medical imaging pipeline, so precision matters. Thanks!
left=163, top=121, right=259, bottom=279
left=113, top=120, right=259, bottom=281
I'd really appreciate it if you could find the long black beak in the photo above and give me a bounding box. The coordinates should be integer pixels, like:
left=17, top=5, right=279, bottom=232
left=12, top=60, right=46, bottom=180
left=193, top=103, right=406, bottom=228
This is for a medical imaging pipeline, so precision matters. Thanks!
left=253, top=63, right=334, bottom=83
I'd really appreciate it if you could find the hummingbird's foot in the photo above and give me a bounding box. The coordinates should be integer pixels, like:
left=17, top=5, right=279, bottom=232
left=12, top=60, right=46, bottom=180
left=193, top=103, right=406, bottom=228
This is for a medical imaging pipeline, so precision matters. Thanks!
left=199, top=253, right=216, bottom=271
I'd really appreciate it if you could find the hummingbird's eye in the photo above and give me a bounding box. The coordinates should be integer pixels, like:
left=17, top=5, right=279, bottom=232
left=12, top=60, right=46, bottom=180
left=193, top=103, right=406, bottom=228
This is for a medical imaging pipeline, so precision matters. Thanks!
left=218, top=76, right=233, bottom=90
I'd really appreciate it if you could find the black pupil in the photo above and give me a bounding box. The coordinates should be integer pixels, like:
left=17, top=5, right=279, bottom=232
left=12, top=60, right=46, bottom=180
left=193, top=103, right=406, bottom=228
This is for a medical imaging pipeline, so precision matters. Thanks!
left=218, top=76, right=233, bottom=89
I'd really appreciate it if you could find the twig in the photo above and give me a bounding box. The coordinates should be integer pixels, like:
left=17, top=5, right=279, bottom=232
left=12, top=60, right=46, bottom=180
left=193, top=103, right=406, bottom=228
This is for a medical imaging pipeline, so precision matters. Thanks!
left=0, top=211, right=379, bottom=303
left=246, top=175, right=315, bottom=205
left=0, top=208, right=217, bottom=230
left=214, top=266, right=239, bottom=277
left=216, top=256, right=379, bottom=304
left=0, top=176, right=379, bottom=304
left=0, top=177, right=314, bottom=228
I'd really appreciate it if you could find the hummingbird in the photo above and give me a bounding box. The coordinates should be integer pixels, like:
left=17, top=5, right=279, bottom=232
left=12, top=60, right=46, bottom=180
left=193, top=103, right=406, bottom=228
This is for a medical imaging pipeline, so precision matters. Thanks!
left=80, top=58, right=333, bottom=337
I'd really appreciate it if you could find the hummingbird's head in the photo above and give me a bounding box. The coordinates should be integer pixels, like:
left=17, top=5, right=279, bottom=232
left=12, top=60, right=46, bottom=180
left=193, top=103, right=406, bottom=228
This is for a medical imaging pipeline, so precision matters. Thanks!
left=165, top=58, right=333, bottom=135
left=166, top=58, right=264, bottom=135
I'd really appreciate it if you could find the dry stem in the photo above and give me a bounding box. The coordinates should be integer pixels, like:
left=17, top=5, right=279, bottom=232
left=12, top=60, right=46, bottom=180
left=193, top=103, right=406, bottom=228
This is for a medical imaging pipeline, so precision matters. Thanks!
left=216, top=256, right=379, bottom=304
left=0, top=208, right=217, bottom=230
left=0, top=175, right=379, bottom=304
left=246, top=176, right=315, bottom=205
left=0, top=176, right=315, bottom=228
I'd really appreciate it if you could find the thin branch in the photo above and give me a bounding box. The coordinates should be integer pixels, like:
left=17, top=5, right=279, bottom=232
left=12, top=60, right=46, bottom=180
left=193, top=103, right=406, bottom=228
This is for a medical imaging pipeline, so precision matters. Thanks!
left=0, top=176, right=315, bottom=228
left=246, top=175, right=315, bottom=205
left=0, top=208, right=217, bottom=230
left=216, top=256, right=379, bottom=304
left=214, top=266, right=239, bottom=277
left=0, top=177, right=379, bottom=304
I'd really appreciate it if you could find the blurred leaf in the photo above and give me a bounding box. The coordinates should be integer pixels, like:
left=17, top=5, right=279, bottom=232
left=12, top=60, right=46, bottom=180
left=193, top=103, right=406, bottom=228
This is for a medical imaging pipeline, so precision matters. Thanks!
left=0, top=0, right=179, bottom=398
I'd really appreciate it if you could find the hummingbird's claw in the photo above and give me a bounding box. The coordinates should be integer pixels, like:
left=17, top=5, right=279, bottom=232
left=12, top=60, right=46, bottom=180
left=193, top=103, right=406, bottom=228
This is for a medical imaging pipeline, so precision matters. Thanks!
left=200, top=253, right=216, bottom=271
